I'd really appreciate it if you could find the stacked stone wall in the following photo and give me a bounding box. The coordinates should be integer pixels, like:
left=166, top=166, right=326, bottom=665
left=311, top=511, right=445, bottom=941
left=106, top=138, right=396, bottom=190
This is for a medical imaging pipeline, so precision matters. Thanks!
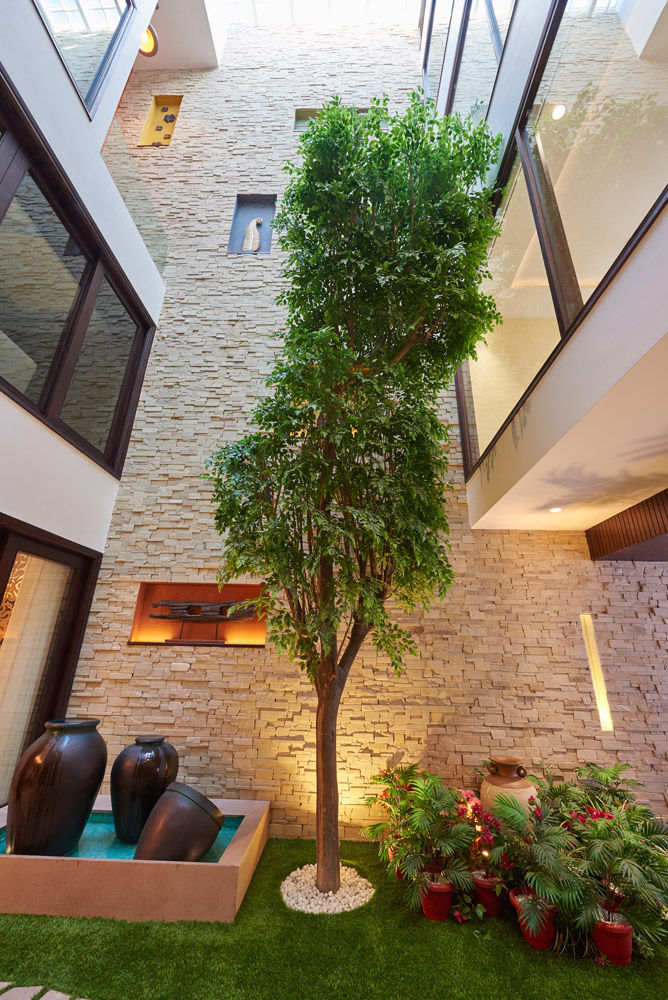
left=68, top=23, right=667, bottom=835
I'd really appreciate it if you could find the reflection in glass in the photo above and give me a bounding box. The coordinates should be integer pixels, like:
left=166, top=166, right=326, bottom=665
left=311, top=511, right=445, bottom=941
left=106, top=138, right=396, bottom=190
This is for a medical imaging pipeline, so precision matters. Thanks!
left=0, top=173, right=87, bottom=404
left=426, top=0, right=455, bottom=101
left=0, top=551, right=73, bottom=802
left=527, top=0, right=668, bottom=303
left=467, top=160, right=561, bottom=459
left=60, top=277, right=137, bottom=454
left=451, top=0, right=498, bottom=121
left=491, top=0, right=516, bottom=43
left=34, top=0, right=130, bottom=99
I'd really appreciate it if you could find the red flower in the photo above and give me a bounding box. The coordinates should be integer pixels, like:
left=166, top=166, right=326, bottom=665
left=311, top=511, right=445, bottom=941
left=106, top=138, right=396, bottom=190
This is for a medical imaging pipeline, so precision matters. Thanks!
left=534, top=806, right=543, bottom=820
left=594, top=956, right=607, bottom=967
left=457, top=805, right=468, bottom=817
left=452, top=909, right=468, bottom=924
left=528, top=796, right=536, bottom=804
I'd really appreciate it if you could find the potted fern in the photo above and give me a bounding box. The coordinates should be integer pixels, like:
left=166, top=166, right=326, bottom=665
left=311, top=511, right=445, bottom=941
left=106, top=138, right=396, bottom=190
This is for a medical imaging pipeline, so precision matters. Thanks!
left=392, top=774, right=475, bottom=921
left=363, top=763, right=421, bottom=877
left=491, top=794, right=581, bottom=949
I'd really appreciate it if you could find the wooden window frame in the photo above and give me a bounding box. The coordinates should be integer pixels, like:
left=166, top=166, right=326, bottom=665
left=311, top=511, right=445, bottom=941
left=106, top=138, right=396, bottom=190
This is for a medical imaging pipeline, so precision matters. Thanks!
left=0, top=511, right=102, bottom=794
left=0, top=90, right=155, bottom=479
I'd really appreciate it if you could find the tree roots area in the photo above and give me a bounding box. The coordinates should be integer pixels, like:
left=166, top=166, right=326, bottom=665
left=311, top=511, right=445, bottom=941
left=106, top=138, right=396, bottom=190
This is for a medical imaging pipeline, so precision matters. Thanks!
left=0, top=841, right=665, bottom=1000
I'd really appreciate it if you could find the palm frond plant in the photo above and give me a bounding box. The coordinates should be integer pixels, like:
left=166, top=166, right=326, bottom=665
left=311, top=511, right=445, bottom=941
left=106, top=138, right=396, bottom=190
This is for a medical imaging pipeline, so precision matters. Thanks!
left=574, top=762, right=645, bottom=812
left=569, top=805, right=668, bottom=962
left=490, top=793, right=581, bottom=947
left=363, top=763, right=422, bottom=872
left=529, top=761, right=586, bottom=824
left=392, top=774, right=475, bottom=920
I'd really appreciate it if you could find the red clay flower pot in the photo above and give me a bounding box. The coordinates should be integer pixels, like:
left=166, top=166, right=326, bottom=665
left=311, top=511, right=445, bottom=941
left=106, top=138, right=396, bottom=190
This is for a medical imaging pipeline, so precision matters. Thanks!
left=387, top=845, right=405, bottom=879
left=509, top=887, right=556, bottom=949
left=592, top=918, right=633, bottom=966
left=473, top=873, right=504, bottom=916
left=420, top=880, right=454, bottom=921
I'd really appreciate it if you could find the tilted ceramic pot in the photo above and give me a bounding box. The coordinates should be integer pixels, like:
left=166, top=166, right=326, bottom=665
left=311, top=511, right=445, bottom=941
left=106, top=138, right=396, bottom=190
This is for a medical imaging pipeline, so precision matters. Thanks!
left=110, top=735, right=179, bottom=843
left=134, top=782, right=224, bottom=862
left=7, top=718, right=107, bottom=856
left=480, top=755, right=537, bottom=816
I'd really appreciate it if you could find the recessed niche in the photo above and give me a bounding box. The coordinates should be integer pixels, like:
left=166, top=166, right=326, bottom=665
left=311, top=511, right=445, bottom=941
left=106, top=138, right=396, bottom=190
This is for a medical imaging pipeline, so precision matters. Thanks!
left=129, top=582, right=265, bottom=647
left=138, top=95, right=183, bottom=147
left=227, top=195, right=276, bottom=255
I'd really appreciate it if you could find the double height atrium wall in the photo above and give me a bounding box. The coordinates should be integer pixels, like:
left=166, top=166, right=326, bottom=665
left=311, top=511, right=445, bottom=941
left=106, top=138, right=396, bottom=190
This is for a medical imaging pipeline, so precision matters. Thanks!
left=68, top=22, right=668, bottom=833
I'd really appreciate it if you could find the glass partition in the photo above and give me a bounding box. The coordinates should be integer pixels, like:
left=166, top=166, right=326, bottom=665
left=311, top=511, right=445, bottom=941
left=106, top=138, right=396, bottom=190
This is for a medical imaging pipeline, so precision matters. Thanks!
left=451, top=0, right=498, bottom=120
left=491, top=0, right=516, bottom=44
left=526, top=0, right=668, bottom=304
left=466, top=158, right=561, bottom=460
left=425, top=0, right=455, bottom=101
left=33, top=0, right=132, bottom=105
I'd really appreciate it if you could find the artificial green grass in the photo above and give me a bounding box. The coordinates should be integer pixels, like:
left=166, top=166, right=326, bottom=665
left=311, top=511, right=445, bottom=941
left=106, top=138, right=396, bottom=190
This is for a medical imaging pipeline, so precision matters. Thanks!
left=0, top=840, right=665, bottom=1000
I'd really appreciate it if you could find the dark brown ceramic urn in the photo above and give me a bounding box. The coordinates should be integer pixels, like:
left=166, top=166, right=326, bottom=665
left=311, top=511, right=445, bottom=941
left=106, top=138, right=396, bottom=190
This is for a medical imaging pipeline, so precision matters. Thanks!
left=110, top=736, right=179, bottom=843
left=134, top=782, right=223, bottom=862
left=7, top=717, right=107, bottom=856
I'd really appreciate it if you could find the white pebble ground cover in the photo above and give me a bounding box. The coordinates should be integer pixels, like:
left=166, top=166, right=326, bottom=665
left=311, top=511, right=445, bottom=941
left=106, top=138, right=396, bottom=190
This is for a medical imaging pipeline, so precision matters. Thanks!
left=280, top=864, right=374, bottom=914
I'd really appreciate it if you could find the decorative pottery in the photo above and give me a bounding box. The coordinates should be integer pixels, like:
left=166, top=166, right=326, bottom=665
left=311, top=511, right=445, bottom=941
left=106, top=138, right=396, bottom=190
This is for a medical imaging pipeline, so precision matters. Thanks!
left=592, top=917, right=633, bottom=966
left=110, top=735, right=179, bottom=843
left=7, top=717, right=107, bottom=857
left=134, top=782, right=224, bottom=862
left=480, top=755, right=537, bottom=816
left=509, top=888, right=556, bottom=949
left=472, top=872, right=504, bottom=916
left=420, top=880, right=454, bottom=921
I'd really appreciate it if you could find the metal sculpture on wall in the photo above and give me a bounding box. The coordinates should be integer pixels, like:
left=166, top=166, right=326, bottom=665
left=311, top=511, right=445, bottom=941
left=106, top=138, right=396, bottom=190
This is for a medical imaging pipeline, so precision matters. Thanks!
left=149, top=598, right=258, bottom=644
left=242, top=216, right=262, bottom=252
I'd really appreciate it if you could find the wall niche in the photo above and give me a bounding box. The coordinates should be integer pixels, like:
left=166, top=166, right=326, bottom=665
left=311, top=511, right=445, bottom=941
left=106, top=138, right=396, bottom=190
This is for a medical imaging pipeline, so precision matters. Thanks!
left=129, top=582, right=265, bottom=648
left=228, top=194, right=277, bottom=254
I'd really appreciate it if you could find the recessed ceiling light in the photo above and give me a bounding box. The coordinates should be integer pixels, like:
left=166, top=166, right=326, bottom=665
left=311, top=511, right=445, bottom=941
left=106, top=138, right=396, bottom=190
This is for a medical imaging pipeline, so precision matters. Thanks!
left=549, top=507, right=562, bottom=513
left=139, top=24, right=158, bottom=57
left=551, top=104, right=566, bottom=121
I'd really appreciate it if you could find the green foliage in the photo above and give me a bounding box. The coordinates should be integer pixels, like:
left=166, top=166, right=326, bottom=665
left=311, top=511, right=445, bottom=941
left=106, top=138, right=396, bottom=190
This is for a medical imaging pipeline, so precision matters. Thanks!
left=206, top=93, right=500, bottom=681
left=363, top=762, right=422, bottom=863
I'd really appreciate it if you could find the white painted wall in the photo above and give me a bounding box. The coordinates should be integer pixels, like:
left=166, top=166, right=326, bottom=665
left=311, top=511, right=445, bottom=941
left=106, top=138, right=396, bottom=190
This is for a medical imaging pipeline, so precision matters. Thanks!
left=0, top=394, right=119, bottom=552
left=1, top=0, right=165, bottom=322
left=467, top=202, right=668, bottom=531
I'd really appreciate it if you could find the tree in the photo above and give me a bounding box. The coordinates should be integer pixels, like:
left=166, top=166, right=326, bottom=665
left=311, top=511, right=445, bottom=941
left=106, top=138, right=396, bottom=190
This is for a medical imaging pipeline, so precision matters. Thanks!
left=206, top=94, right=500, bottom=893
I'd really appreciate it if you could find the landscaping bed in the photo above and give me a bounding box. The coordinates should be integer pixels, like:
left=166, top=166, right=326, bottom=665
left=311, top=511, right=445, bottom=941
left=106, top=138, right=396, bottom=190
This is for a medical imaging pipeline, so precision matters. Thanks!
left=0, top=839, right=665, bottom=1000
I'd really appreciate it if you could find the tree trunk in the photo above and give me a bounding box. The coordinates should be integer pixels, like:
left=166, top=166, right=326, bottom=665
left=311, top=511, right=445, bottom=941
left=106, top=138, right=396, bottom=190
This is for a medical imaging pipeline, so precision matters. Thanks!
left=315, top=678, right=342, bottom=893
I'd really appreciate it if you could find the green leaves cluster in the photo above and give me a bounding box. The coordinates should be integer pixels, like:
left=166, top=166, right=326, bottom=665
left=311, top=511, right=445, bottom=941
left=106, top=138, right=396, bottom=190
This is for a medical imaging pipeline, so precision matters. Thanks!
left=206, top=93, right=500, bottom=681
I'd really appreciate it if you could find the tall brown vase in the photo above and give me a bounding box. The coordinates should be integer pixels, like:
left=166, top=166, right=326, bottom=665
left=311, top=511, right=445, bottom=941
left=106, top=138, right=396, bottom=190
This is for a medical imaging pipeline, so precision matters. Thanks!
left=480, top=754, right=537, bottom=816
left=7, top=718, right=107, bottom=856
left=110, top=735, right=179, bottom=843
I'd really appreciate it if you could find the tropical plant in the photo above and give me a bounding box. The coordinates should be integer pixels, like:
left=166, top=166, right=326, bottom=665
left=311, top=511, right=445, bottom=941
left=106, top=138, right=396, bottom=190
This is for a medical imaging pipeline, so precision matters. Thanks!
left=574, top=762, right=645, bottom=812
left=391, top=773, right=475, bottom=909
left=490, top=794, right=581, bottom=935
left=206, top=93, right=500, bottom=893
left=363, top=762, right=422, bottom=867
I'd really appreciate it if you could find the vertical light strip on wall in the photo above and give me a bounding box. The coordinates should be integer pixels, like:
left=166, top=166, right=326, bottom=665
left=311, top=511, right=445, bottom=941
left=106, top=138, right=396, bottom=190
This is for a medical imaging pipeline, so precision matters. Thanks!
left=580, top=614, right=614, bottom=732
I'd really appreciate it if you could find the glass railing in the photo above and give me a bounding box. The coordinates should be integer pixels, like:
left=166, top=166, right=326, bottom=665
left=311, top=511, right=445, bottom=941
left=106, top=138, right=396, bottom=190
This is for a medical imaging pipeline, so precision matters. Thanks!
left=102, top=120, right=169, bottom=275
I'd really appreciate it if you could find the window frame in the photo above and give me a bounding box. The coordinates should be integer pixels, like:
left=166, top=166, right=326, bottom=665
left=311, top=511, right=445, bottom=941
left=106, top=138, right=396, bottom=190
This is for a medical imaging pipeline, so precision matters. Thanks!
left=0, top=101, right=155, bottom=479
left=30, top=0, right=137, bottom=119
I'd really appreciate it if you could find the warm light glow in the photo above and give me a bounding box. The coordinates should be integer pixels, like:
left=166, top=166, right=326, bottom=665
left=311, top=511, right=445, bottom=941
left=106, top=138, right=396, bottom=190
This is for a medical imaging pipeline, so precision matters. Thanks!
left=580, top=614, right=614, bottom=732
left=551, top=104, right=567, bottom=121
left=549, top=507, right=562, bottom=514
left=139, top=25, right=158, bottom=56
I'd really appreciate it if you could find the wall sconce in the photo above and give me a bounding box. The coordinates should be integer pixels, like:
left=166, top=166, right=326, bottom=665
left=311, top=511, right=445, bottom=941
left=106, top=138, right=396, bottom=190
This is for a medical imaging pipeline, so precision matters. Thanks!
left=139, top=24, right=159, bottom=57
left=580, top=614, right=614, bottom=732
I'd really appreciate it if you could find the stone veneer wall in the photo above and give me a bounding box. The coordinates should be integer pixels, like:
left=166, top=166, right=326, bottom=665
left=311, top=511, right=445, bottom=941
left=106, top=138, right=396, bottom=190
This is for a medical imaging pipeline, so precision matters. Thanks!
left=68, top=23, right=668, bottom=835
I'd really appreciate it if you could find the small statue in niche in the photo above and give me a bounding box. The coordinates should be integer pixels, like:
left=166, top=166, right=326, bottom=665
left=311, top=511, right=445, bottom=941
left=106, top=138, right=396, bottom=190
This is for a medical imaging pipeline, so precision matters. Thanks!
left=242, top=216, right=263, bottom=252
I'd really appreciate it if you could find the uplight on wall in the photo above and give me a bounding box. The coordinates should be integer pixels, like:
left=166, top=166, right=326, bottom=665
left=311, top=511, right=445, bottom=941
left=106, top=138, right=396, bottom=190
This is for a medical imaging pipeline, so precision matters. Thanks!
left=580, top=614, right=614, bottom=732
left=139, top=24, right=159, bottom=57
left=551, top=104, right=566, bottom=121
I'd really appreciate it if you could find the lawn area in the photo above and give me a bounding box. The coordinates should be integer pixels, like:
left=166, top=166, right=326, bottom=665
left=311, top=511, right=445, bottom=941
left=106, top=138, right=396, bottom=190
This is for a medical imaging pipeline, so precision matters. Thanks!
left=0, top=839, right=665, bottom=1000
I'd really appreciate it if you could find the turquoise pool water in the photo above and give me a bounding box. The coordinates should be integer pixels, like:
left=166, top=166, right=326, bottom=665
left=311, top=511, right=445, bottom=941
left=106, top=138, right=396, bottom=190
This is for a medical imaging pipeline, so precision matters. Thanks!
left=0, top=811, right=243, bottom=862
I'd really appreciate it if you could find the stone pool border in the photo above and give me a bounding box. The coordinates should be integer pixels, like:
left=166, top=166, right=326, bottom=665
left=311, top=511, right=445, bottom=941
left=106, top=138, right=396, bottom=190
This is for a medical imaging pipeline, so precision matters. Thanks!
left=0, top=794, right=270, bottom=923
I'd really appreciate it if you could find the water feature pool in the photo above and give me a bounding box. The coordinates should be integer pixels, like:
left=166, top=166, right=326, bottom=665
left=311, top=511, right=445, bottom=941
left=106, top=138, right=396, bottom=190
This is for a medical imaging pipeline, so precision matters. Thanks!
left=0, top=810, right=243, bottom=861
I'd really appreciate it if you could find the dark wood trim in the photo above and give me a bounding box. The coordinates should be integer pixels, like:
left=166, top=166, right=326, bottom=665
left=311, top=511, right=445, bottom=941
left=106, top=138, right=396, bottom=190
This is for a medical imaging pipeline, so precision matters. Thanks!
left=105, top=324, right=155, bottom=469
left=444, top=0, right=472, bottom=115
left=586, top=490, right=668, bottom=561
left=0, top=511, right=102, bottom=559
left=454, top=367, right=474, bottom=480
left=422, top=0, right=438, bottom=92
left=484, top=0, right=504, bottom=62
left=0, top=146, right=28, bottom=222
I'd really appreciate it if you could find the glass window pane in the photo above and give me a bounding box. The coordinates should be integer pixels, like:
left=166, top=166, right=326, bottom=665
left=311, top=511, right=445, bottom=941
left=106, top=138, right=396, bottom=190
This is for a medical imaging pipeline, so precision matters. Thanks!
left=451, top=0, right=498, bottom=121
left=491, top=0, right=516, bottom=44
left=466, top=159, right=561, bottom=459
left=34, top=0, right=130, bottom=99
left=59, top=276, right=137, bottom=454
left=426, top=0, right=455, bottom=101
left=0, top=551, right=73, bottom=803
left=527, top=0, right=668, bottom=304
left=0, top=173, right=87, bottom=405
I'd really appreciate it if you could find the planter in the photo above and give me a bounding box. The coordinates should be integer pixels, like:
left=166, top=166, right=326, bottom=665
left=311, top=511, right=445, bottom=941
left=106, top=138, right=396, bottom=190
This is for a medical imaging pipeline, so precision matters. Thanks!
left=509, top=887, right=556, bottom=949
left=480, top=755, right=537, bottom=816
left=134, top=782, right=224, bottom=862
left=420, top=880, right=453, bottom=921
left=7, top=718, right=107, bottom=856
left=110, top=736, right=179, bottom=843
left=592, top=917, right=633, bottom=966
left=387, top=845, right=404, bottom=880
left=472, top=872, right=504, bottom=916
